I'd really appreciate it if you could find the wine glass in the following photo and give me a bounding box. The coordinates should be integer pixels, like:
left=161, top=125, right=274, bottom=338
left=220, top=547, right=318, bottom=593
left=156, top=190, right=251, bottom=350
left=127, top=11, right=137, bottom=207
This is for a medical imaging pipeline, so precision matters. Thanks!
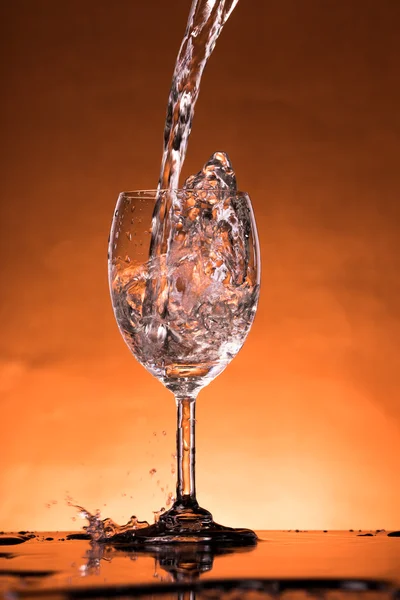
left=108, top=188, right=260, bottom=545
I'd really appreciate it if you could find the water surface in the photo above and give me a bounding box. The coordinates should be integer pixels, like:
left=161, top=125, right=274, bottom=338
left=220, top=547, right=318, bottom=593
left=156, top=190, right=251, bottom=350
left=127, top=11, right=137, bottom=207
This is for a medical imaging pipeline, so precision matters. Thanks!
left=1, top=530, right=398, bottom=598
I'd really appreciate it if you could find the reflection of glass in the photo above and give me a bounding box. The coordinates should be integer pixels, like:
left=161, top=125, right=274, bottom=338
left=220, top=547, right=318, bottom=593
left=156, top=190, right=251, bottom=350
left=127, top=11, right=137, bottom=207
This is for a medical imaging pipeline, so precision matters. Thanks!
left=134, top=544, right=254, bottom=583
left=81, top=541, right=255, bottom=582
left=109, top=189, right=260, bottom=544
left=79, top=541, right=394, bottom=600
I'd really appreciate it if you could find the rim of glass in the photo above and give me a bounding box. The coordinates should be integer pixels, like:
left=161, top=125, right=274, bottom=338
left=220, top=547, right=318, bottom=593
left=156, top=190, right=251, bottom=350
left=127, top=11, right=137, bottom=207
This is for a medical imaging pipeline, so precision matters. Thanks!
left=118, top=189, right=248, bottom=197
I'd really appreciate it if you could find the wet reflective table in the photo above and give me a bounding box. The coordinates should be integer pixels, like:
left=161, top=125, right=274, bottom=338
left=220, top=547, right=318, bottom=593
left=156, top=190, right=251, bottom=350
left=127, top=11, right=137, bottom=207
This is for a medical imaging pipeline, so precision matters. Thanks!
left=1, top=530, right=399, bottom=599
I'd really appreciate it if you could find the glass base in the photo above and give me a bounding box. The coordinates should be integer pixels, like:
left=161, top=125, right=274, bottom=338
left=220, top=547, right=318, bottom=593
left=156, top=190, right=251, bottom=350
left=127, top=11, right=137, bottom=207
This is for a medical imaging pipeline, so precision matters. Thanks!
left=105, top=501, right=257, bottom=547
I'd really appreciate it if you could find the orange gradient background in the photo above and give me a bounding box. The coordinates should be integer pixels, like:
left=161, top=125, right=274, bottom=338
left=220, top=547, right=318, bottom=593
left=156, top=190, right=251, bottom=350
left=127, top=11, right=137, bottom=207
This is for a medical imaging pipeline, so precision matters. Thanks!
left=1, top=0, right=399, bottom=532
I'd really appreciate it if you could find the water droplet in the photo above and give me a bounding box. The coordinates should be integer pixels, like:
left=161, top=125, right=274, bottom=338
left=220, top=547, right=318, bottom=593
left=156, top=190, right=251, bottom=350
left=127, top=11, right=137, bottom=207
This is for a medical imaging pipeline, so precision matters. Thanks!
left=126, top=231, right=132, bottom=241
left=125, top=255, right=131, bottom=263
left=149, top=468, right=157, bottom=476
left=0, top=535, right=29, bottom=546
left=153, top=508, right=165, bottom=524
left=162, top=431, right=167, bottom=436
left=165, top=492, right=175, bottom=507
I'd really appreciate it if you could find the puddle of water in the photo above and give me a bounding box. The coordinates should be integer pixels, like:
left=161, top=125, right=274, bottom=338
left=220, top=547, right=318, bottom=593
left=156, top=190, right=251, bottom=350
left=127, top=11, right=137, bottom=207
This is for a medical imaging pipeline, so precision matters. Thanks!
left=0, top=531, right=399, bottom=598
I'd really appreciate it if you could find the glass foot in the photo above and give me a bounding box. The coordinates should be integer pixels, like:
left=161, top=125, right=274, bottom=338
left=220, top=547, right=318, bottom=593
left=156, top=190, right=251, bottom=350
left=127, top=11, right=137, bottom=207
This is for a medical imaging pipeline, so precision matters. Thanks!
left=105, top=502, right=257, bottom=547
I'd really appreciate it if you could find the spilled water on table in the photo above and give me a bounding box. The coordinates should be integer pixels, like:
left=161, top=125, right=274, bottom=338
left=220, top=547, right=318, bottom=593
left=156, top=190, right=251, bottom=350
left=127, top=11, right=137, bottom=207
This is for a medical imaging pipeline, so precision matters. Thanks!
left=1, top=530, right=399, bottom=598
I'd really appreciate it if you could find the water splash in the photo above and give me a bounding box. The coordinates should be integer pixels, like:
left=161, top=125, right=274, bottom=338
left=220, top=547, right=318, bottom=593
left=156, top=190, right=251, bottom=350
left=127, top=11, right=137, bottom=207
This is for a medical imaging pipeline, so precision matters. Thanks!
left=112, top=160, right=259, bottom=395
left=69, top=503, right=151, bottom=543
left=159, top=0, right=240, bottom=190
left=146, top=1, right=241, bottom=321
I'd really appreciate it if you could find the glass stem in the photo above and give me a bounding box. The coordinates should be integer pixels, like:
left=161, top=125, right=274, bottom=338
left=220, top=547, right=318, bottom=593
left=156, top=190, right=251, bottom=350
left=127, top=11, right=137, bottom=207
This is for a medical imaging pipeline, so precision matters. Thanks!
left=175, top=395, right=197, bottom=507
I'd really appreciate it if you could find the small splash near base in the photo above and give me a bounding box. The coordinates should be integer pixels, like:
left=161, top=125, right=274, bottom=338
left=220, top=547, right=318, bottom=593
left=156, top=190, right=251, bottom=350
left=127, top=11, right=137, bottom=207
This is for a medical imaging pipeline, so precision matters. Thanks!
left=68, top=503, right=151, bottom=543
